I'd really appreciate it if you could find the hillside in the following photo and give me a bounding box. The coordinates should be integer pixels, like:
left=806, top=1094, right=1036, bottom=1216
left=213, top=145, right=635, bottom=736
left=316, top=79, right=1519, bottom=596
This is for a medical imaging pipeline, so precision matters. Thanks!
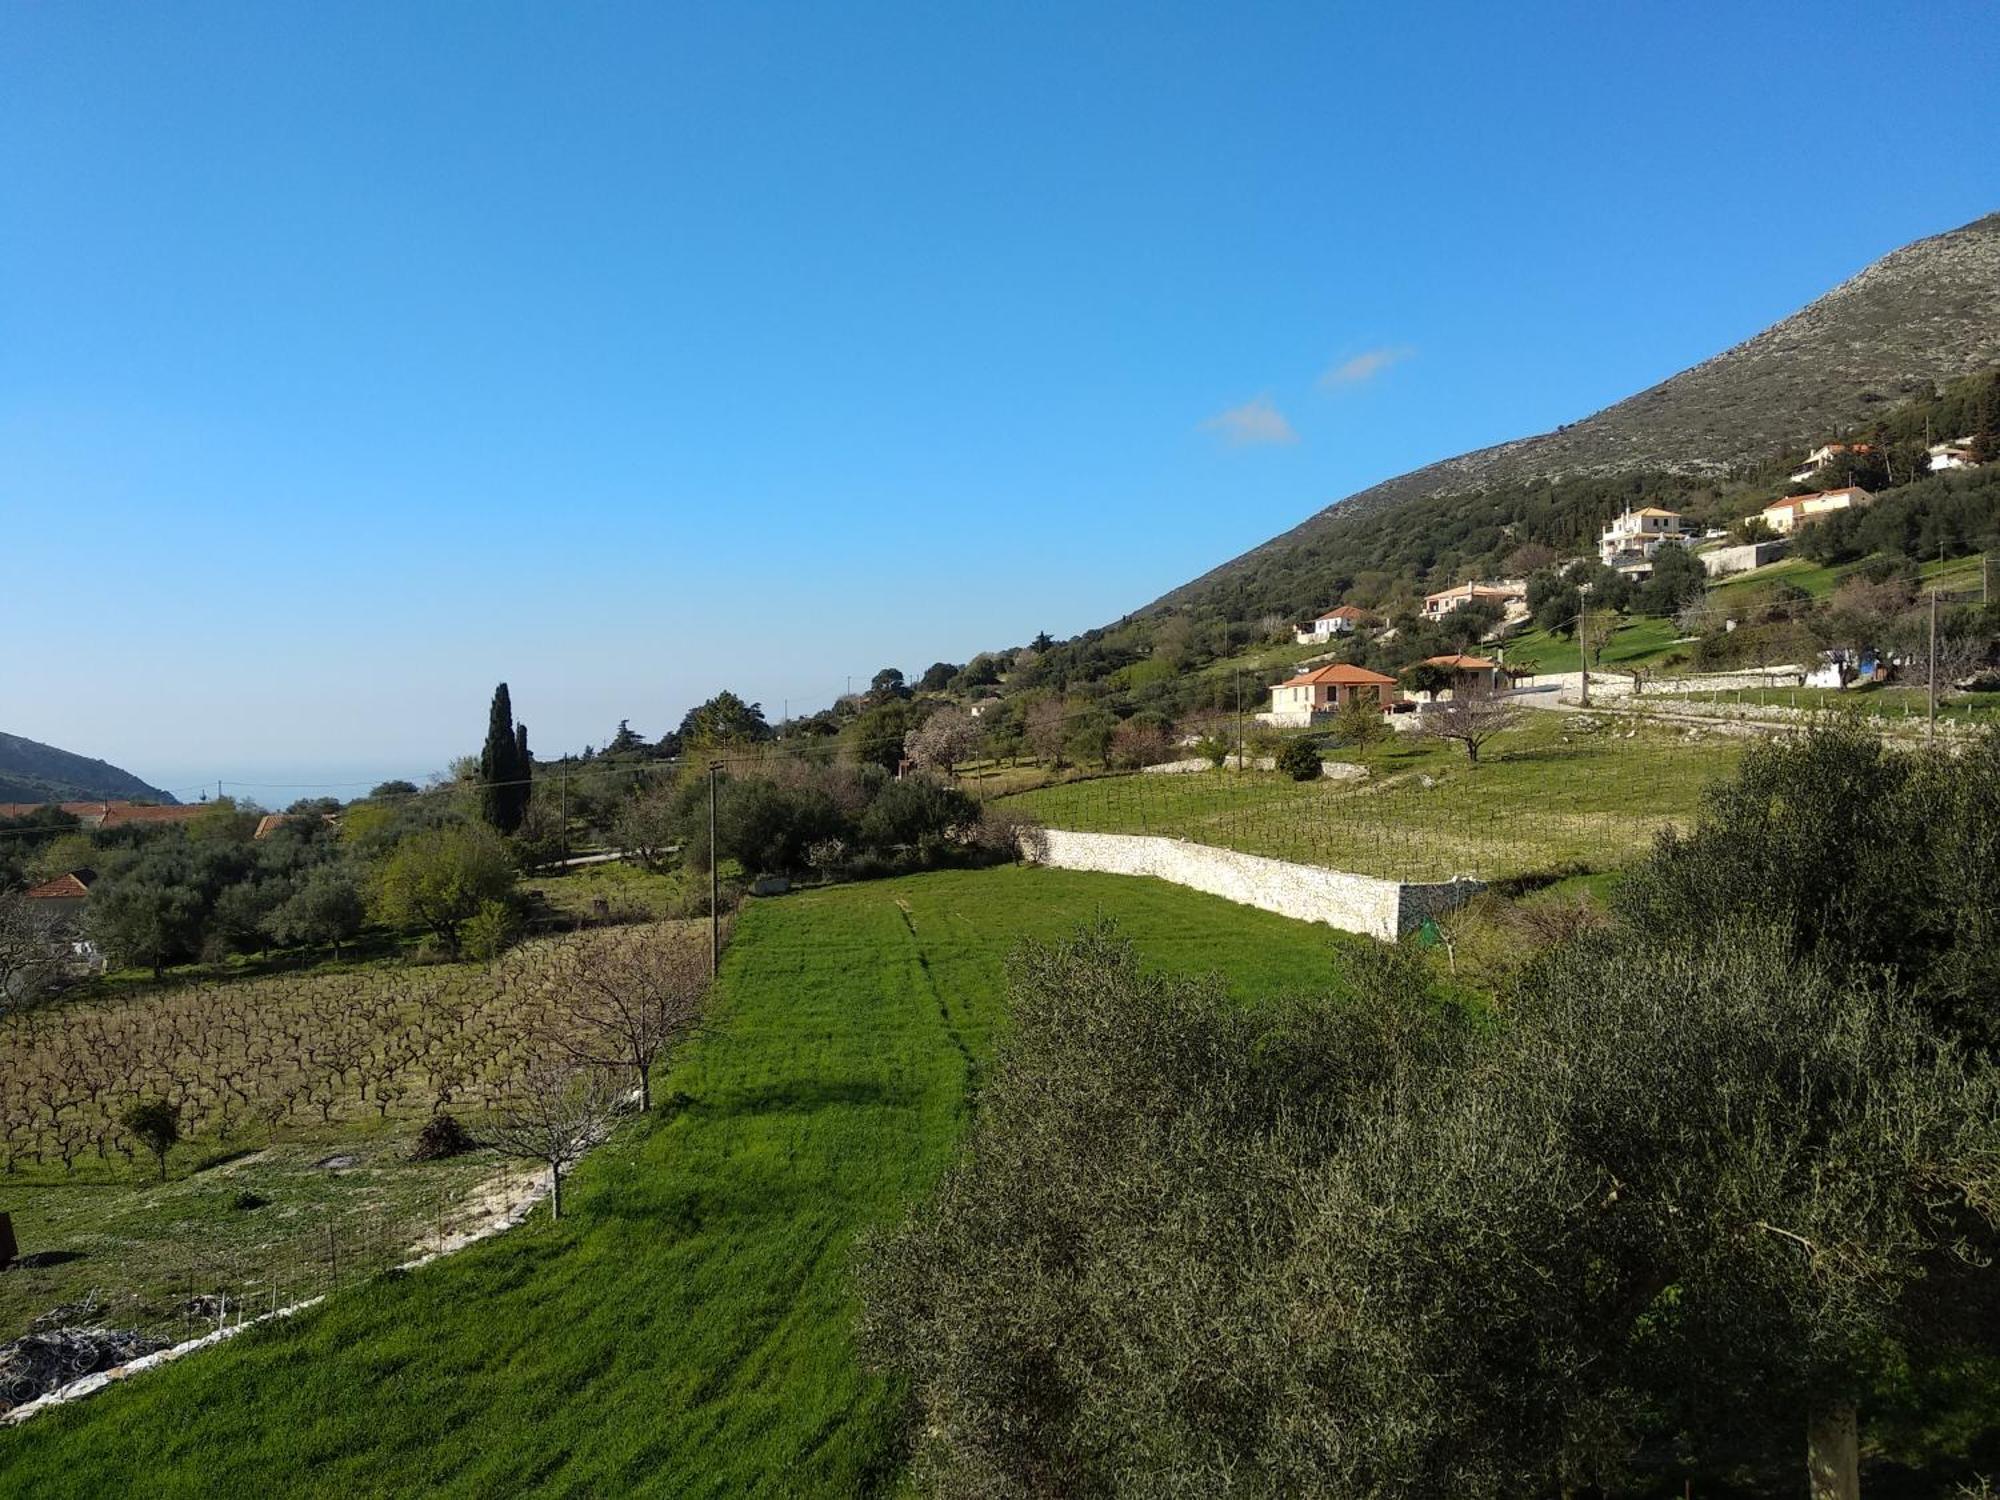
left=0, top=731, right=176, bottom=806
left=1155, top=209, right=2000, bottom=614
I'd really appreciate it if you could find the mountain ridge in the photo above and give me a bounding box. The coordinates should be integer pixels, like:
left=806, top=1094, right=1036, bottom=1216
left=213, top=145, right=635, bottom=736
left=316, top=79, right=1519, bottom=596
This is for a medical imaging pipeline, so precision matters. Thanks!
left=0, top=731, right=178, bottom=807
left=1151, top=210, right=2000, bottom=613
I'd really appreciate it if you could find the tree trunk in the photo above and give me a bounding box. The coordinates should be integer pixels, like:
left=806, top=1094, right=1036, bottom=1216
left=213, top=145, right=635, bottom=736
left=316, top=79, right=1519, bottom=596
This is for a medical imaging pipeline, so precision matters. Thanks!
left=1807, top=1401, right=1860, bottom=1500
left=549, top=1163, right=562, bottom=1222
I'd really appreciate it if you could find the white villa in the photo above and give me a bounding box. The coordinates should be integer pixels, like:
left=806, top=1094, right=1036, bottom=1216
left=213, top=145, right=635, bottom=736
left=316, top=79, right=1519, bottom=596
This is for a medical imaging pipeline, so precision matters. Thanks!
left=1598, top=506, right=1699, bottom=565
left=1928, top=439, right=1979, bottom=473
left=1789, top=441, right=1876, bottom=484
left=1294, top=604, right=1377, bottom=644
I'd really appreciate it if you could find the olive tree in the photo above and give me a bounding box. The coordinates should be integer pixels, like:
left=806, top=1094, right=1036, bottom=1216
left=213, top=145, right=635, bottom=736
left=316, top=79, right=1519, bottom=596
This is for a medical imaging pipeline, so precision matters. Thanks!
left=371, top=823, right=516, bottom=954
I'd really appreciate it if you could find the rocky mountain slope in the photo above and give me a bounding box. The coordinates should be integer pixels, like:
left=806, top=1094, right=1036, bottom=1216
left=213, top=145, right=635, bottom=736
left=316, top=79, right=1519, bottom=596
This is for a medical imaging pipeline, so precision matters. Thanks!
left=1154, top=210, right=2000, bottom=612
left=0, top=731, right=176, bottom=807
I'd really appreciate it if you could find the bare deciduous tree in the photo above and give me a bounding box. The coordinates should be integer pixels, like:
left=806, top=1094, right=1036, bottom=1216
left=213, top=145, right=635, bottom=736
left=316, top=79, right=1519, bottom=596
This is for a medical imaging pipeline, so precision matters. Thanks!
left=518, top=925, right=710, bottom=1111
left=1418, top=691, right=1522, bottom=765
left=0, top=891, right=78, bottom=1020
left=478, top=1060, right=618, bottom=1221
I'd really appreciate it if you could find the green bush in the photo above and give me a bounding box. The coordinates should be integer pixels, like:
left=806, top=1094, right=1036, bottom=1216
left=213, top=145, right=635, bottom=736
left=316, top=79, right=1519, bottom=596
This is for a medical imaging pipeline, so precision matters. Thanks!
left=1276, top=738, right=1323, bottom=781
left=459, top=898, right=522, bottom=961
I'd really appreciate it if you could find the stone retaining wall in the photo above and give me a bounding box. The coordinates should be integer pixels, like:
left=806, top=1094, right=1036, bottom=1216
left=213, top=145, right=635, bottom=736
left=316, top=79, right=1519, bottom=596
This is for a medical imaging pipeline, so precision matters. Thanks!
left=1021, top=828, right=1483, bottom=940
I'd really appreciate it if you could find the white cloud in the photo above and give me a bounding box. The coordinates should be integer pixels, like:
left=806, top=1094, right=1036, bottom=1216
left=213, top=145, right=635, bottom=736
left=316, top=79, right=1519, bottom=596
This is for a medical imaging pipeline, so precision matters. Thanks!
left=1200, top=394, right=1299, bottom=448
left=1320, top=345, right=1414, bottom=388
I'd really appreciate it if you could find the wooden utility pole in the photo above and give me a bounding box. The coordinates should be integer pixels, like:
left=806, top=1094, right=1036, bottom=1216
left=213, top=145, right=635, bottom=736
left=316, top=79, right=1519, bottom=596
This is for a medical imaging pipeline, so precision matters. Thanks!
left=708, top=762, right=722, bottom=976
left=1235, top=674, right=1244, bottom=771
left=1577, top=613, right=1592, bottom=707
left=558, top=760, right=569, bottom=864
left=1927, top=590, right=1939, bottom=745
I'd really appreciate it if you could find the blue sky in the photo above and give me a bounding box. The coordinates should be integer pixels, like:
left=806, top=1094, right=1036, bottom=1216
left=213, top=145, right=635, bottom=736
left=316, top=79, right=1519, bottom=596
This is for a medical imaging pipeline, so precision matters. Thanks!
left=4, top=1, right=1997, bottom=798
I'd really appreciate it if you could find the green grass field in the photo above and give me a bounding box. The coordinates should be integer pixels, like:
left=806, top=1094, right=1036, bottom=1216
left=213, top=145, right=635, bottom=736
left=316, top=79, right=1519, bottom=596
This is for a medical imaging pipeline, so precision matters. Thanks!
left=1501, top=614, right=1685, bottom=674
left=995, top=713, right=1741, bottom=882
left=0, top=867, right=1357, bottom=1498
left=1707, top=550, right=1990, bottom=608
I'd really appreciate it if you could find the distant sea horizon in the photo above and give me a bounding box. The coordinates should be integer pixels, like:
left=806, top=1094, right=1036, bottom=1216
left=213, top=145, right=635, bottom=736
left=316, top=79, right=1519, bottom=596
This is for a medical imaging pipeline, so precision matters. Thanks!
left=137, top=763, right=451, bottom=808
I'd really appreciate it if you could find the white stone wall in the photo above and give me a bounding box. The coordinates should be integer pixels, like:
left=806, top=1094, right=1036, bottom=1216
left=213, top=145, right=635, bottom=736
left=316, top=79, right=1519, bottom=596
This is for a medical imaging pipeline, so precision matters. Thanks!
left=1020, top=827, right=1482, bottom=940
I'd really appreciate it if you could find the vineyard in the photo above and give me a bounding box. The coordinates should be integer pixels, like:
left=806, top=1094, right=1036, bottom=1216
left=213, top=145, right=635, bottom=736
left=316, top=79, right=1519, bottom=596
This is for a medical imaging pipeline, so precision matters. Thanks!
left=0, top=921, right=708, bottom=1354
left=991, top=712, right=1745, bottom=882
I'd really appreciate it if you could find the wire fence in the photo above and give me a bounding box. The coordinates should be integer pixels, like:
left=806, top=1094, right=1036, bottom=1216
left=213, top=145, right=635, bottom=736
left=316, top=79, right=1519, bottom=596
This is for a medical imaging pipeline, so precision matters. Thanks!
left=2, top=1176, right=519, bottom=1417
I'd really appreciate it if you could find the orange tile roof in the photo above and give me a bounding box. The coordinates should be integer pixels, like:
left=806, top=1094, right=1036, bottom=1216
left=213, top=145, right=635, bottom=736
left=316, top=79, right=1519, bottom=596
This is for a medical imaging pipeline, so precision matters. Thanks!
left=1316, top=604, right=1375, bottom=621
left=26, top=871, right=94, bottom=900
left=97, top=803, right=205, bottom=829
left=1277, top=663, right=1398, bottom=688
left=1767, top=486, right=1871, bottom=511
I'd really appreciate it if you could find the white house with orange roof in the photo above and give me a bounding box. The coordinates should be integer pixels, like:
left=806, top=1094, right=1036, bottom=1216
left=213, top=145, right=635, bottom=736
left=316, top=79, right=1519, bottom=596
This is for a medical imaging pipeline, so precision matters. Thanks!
left=1757, top=486, right=1874, bottom=535
left=1420, top=581, right=1527, bottom=624
left=1416, top=654, right=1506, bottom=697
left=1259, top=663, right=1399, bottom=727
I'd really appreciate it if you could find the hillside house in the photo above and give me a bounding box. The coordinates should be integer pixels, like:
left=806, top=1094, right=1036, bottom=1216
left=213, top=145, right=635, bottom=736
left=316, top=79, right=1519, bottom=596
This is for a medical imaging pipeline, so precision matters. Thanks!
left=1598, top=506, right=1699, bottom=565
left=24, top=869, right=94, bottom=918
left=1418, top=654, right=1505, bottom=697
left=1294, top=605, right=1377, bottom=644
left=1757, top=486, right=1874, bottom=535
left=1928, top=440, right=1978, bottom=473
left=1421, top=582, right=1526, bottom=623
left=1789, top=442, right=1876, bottom=484
left=1260, top=664, right=1398, bottom=727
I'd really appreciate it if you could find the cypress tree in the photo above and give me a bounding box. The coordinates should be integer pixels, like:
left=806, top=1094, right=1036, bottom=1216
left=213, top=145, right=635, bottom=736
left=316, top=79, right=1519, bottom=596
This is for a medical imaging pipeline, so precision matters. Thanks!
left=480, top=683, right=524, bottom=833
left=513, top=721, right=533, bottom=830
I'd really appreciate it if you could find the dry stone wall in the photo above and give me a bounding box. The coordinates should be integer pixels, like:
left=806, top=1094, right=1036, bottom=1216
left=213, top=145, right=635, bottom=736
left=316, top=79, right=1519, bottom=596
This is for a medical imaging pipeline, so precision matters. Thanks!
left=1021, top=828, right=1482, bottom=940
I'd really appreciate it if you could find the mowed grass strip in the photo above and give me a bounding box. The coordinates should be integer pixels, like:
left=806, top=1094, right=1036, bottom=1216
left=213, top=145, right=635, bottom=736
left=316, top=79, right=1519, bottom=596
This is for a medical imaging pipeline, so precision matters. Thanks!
left=0, top=866, right=1354, bottom=1499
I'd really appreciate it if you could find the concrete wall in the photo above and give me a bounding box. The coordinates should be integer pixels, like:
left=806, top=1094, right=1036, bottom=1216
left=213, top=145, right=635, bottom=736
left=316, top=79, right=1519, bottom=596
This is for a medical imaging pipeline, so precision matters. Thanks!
left=1020, top=827, right=1483, bottom=940
left=1699, top=540, right=1789, bottom=578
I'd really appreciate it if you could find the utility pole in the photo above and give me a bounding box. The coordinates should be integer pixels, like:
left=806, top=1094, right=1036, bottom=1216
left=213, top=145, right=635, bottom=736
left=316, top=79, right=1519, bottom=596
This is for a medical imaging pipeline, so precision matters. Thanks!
left=1927, top=589, right=1939, bottom=746
left=558, top=760, right=569, bottom=864
left=1577, top=613, right=1592, bottom=707
left=708, top=761, right=722, bottom=976
left=1234, top=673, right=1244, bottom=772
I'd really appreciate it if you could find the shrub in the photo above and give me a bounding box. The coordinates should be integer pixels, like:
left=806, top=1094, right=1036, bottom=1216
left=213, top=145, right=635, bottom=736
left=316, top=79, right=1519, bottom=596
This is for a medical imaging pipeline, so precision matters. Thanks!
left=410, top=1112, right=476, bottom=1162
left=1276, top=738, right=1323, bottom=781
left=858, top=777, right=980, bottom=861
left=460, top=899, right=522, bottom=962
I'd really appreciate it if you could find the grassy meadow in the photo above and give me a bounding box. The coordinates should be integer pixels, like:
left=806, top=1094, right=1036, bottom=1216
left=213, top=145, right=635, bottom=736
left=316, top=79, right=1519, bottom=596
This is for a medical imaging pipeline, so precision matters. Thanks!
left=0, top=866, right=1358, bottom=1498
left=995, top=712, right=1741, bottom=882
